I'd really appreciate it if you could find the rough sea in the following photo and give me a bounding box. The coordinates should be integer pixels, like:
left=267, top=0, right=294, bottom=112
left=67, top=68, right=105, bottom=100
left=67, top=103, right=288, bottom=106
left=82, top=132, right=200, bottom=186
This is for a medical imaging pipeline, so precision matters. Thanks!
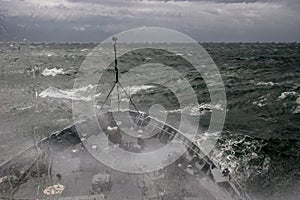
left=0, top=42, right=299, bottom=200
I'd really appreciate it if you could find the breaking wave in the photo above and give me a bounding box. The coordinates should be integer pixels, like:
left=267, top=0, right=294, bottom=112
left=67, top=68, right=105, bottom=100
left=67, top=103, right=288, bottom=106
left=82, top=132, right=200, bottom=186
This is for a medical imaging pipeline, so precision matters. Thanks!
left=41, top=67, right=65, bottom=77
left=39, top=85, right=97, bottom=102
left=39, top=85, right=155, bottom=102
left=166, top=103, right=225, bottom=115
left=278, top=91, right=298, bottom=100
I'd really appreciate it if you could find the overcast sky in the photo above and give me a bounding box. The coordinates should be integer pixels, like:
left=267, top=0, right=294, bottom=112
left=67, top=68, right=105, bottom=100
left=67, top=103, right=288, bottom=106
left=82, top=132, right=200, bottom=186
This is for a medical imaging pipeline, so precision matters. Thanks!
left=0, top=0, right=300, bottom=42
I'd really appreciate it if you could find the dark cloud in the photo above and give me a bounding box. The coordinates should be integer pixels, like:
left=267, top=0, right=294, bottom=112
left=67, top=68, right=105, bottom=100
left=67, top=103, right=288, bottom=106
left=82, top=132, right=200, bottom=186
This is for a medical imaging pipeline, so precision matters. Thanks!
left=139, top=0, right=268, bottom=3
left=0, top=0, right=299, bottom=42
left=157, top=0, right=249, bottom=2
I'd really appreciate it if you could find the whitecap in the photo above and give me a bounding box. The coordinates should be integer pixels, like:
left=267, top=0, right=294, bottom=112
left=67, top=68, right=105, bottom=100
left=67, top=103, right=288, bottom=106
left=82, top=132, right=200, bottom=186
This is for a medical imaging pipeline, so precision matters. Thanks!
left=253, top=102, right=265, bottom=107
left=41, top=67, right=65, bottom=77
left=39, top=84, right=98, bottom=102
left=166, top=103, right=225, bottom=116
left=256, top=81, right=275, bottom=86
left=108, top=85, right=155, bottom=103
left=211, top=134, right=269, bottom=179
left=253, top=96, right=268, bottom=107
left=295, top=97, right=300, bottom=105
left=293, top=97, right=300, bottom=114
left=293, top=107, right=300, bottom=114
left=127, top=85, right=155, bottom=94
left=278, top=91, right=297, bottom=99
left=80, top=49, right=89, bottom=52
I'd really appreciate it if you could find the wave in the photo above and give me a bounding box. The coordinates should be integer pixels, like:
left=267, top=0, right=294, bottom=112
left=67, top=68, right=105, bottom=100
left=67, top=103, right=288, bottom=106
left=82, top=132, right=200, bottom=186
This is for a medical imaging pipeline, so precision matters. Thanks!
left=80, top=49, right=89, bottom=52
left=277, top=91, right=300, bottom=113
left=256, top=81, right=276, bottom=86
left=166, top=103, right=225, bottom=116
left=294, top=97, right=300, bottom=114
left=211, top=133, right=270, bottom=186
left=253, top=95, right=268, bottom=107
left=39, top=85, right=97, bottom=102
left=127, top=85, right=155, bottom=94
left=38, top=85, right=155, bottom=102
left=278, top=91, right=298, bottom=99
left=41, top=67, right=65, bottom=77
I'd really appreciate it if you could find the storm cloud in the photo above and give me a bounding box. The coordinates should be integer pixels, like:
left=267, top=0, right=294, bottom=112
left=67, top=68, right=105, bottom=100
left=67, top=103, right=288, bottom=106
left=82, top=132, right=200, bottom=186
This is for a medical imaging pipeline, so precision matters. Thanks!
left=0, top=0, right=299, bottom=42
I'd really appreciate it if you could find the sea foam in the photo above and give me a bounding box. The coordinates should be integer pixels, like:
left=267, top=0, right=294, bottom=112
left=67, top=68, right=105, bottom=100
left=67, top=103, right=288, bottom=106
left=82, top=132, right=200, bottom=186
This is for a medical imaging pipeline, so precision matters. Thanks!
left=39, top=84, right=97, bottom=102
left=39, top=85, right=154, bottom=102
left=41, top=67, right=65, bottom=77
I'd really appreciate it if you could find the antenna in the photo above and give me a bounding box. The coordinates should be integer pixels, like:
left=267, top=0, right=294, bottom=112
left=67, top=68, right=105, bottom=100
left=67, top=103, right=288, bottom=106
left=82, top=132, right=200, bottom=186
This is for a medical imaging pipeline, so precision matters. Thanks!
left=112, top=36, right=119, bottom=83
left=100, top=36, right=140, bottom=114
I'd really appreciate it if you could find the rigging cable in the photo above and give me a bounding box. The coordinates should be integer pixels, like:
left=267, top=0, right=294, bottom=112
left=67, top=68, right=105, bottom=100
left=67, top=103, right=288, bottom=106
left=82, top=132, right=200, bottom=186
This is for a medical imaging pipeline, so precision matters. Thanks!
left=100, top=36, right=140, bottom=115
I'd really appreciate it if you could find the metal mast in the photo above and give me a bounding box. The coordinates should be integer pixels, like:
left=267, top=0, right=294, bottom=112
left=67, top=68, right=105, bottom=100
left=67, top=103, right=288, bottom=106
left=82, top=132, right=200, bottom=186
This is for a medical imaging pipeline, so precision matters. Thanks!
left=100, top=36, right=140, bottom=114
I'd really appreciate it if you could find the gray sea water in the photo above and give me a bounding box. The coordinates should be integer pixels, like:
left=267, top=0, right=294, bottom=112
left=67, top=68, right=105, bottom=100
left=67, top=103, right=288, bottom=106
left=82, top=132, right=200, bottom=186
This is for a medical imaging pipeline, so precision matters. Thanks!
left=0, top=42, right=299, bottom=200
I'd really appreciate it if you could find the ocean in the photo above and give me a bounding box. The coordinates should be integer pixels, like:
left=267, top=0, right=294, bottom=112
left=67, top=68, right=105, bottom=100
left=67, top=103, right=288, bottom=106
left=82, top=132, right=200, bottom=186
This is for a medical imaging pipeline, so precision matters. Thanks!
left=0, top=42, right=299, bottom=200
